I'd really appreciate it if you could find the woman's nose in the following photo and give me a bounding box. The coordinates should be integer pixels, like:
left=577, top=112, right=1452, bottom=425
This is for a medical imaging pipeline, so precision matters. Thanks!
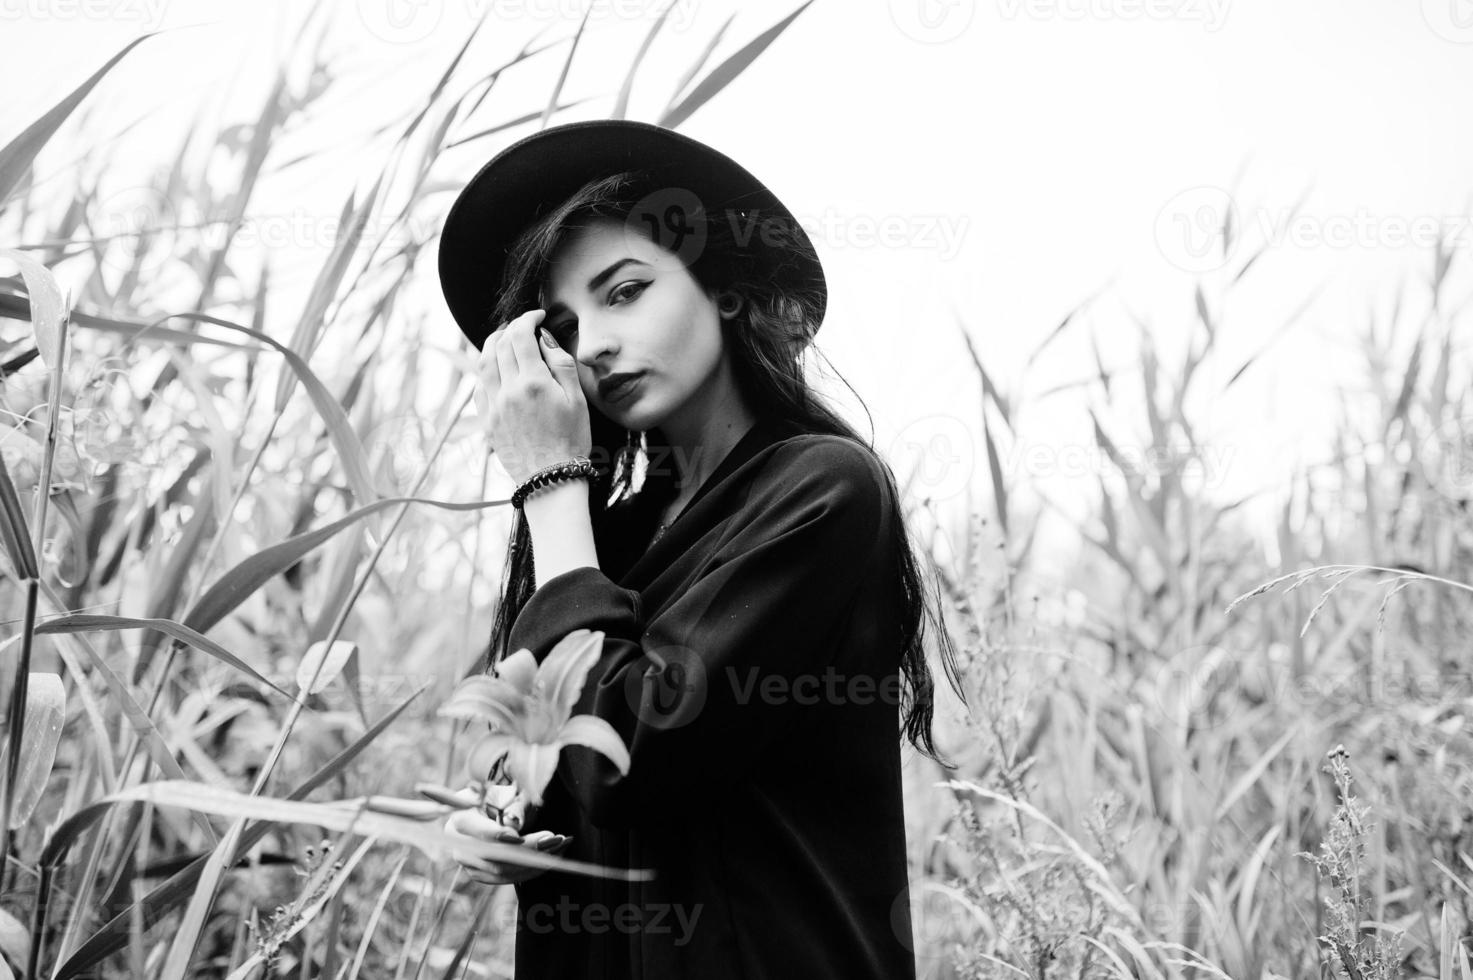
left=574, top=318, right=617, bottom=367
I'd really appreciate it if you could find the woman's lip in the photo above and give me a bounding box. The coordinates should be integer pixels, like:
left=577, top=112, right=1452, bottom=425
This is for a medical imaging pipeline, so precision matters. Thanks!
left=604, top=373, right=644, bottom=405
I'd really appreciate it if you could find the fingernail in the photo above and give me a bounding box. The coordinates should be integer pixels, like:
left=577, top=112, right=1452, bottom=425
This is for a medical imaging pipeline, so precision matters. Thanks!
left=539, top=329, right=557, bottom=349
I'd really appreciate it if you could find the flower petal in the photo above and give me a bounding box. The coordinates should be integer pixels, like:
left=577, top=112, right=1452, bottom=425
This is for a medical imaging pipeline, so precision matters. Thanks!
left=536, top=630, right=604, bottom=723
left=439, top=675, right=528, bottom=731
left=555, top=715, right=630, bottom=775
left=465, top=733, right=518, bottom=783
left=494, top=649, right=538, bottom=696
left=506, top=742, right=562, bottom=808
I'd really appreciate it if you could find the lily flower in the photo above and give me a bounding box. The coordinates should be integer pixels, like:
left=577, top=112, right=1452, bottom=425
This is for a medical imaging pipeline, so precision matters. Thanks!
left=439, top=628, right=630, bottom=807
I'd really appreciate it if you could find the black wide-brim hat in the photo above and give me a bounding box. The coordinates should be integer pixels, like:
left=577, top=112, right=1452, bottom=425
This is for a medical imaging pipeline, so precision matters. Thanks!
left=437, top=119, right=826, bottom=351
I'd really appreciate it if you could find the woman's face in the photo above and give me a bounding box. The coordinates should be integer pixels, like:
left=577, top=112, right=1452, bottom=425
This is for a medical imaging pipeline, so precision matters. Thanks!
left=540, top=217, right=730, bottom=432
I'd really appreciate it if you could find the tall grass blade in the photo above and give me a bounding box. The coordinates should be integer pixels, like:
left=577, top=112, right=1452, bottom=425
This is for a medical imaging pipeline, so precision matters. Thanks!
left=182, top=491, right=503, bottom=638
left=0, top=441, right=38, bottom=581
left=0, top=34, right=157, bottom=205
left=55, top=687, right=425, bottom=978
left=540, top=7, right=593, bottom=131
left=297, top=640, right=357, bottom=696
left=612, top=1, right=676, bottom=120
left=271, top=174, right=384, bottom=425
left=43, top=780, right=636, bottom=877
left=659, top=1, right=815, bottom=130
left=446, top=100, right=598, bottom=149
left=151, top=311, right=377, bottom=505
left=0, top=248, right=68, bottom=372
left=34, top=614, right=293, bottom=700
left=223, top=834, right=375, bottom=980
left=158, top=816, right=246, bottom=980
left=664, top=12, right=735, bottom=113
left=0, top=673, right=64, bottom=830
left=131, top=485, right=215, bottom=683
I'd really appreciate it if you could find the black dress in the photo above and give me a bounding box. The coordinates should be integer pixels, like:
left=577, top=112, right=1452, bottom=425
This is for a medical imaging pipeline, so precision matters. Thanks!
left=502, top=416, right=918, bottom=979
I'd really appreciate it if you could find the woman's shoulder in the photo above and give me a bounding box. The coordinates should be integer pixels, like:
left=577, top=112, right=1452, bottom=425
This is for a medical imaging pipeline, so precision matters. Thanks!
left=756, top=431, right=897, bottom=513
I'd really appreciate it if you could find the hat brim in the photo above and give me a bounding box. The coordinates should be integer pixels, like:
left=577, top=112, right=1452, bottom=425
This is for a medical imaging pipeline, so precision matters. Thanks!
left=436, top=119, right=825, bottom=350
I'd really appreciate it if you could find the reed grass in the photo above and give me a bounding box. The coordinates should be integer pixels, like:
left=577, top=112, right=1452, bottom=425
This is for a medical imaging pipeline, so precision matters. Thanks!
left=1, top=2, right=1470, bottom=977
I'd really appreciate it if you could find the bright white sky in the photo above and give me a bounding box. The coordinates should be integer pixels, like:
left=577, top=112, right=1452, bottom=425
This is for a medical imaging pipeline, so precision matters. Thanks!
left=5, top=0, right=1473, bottom=570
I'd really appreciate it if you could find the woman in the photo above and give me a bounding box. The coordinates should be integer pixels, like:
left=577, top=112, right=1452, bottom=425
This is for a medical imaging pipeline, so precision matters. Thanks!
left=436, top=120, right=967, bottom=979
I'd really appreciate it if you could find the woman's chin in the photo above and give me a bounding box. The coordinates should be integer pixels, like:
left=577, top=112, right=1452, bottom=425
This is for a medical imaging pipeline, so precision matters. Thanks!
left=598, top=390, right=659, bottom=428
left=609, top=404, right=658, bottom=431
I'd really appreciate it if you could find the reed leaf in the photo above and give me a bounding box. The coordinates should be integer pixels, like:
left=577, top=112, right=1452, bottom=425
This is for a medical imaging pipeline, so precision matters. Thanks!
left=0, top=673, right=64, bottom=830
left=0, top=34, right=157, bottom=205
left=182, top=491, right=503, bottom=638
left=612, top=0, right=677, bottom=120
left=33, top=614, right=293, bottom=701
left=659, top=1, right=815, bottom=130
left=0, top=248, right=67, bottom=372
left=41, top=779, right=639, bottom=877
left=53, top=685, right=424, bottom=978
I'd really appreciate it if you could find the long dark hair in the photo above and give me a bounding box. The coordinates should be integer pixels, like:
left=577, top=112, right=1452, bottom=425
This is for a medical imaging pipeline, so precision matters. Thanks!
left=472, top=169, right=968, bottom=767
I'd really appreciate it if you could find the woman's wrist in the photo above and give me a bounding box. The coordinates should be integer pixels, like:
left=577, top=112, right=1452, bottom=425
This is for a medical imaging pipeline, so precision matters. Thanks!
left=521, top=479, right=599, bottom=586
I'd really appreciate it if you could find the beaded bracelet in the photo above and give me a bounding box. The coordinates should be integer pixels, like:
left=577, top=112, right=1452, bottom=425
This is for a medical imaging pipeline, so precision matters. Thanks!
left=511, top=456, right=595, bottom=510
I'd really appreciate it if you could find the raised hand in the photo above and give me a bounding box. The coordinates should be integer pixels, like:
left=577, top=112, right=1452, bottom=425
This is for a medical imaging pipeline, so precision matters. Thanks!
left=473, top=308, right=591, bottom=485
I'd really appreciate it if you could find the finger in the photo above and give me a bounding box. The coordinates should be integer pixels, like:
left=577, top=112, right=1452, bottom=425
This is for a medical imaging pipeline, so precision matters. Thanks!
left=468, top=862, right=538, bottom=886
left=474, top=387, right=493, bottom=441
left=536, top=325, right=583, bottom=400
left=460, top=856, right=515, bottom=885
left=493, top=322, right=518, bottom=395
left=501, top=795, right=529, bottom=832
left=507, top=309, right=548, bottom=376
left=478, top=326, right=504, bottom=390
left=447, top=808, right=523, bottom=844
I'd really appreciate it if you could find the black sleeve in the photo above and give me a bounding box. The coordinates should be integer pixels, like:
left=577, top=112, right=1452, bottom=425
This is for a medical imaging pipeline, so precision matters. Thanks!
left=504, top=438, right=887, bottom=830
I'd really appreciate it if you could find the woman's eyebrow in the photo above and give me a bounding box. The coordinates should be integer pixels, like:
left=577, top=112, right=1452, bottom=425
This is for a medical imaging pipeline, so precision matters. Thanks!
left=544, top=257, right=649, bottom=317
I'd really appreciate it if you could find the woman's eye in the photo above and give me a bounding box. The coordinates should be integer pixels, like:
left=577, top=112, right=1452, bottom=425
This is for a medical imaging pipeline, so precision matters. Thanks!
left=610, top=281, right=648, bottom=304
